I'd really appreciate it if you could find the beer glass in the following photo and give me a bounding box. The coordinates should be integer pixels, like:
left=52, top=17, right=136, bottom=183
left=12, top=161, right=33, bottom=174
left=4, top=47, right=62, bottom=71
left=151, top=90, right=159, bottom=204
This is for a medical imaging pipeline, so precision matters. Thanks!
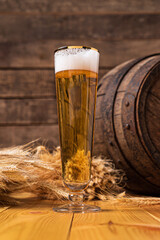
left=53, top=46, right=100, bottom=213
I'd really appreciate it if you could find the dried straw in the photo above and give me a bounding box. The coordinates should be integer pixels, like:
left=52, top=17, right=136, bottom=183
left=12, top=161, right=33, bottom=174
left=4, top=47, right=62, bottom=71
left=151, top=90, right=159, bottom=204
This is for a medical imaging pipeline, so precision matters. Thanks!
left=0, top=142, right=159, bottom=207
left=0, top=141, right=125, bottom=205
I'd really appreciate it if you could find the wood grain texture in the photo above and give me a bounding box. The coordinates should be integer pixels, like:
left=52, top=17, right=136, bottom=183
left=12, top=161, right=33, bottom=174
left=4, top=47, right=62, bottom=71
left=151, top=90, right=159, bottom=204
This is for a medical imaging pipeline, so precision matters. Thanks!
left=0, top=201, right=159, bottom=240
left=0, top=0, right=160, bottom=191
left=1, top=0, right=160, bottom=13
left=95, top=55, right=160, bottom=194
left=0, top=98, right=58, bottom=124
left=0, top=70, right=56, bottom=98
left=94, top=59, right=149, bottom=193
left=0, top=200, right=159, bottom=240
left=70, top=220, right=160, bottom=240
left=93, top=142, right=108, bottom=157
left=94, top=118, right=105, bottom=143
left=0, top=204, right=73, bottom=240
left=114, top=57, right=160, bottom=186
left=0, top=40, right=160, bottom=68
left=0, top=125, right=59, bottom=148
left=146, top=93, right=160, bottom=151
left=144, top=207, right=160, bottom=223
left=0, top=69, right=108, bottom=98
left=0, top=14, right=160, bottom=44
left=136, top=62, right=160, bottom=167
left=69, top=202, right=160, bottom=240
left=0, top=207, right=9, bottom=213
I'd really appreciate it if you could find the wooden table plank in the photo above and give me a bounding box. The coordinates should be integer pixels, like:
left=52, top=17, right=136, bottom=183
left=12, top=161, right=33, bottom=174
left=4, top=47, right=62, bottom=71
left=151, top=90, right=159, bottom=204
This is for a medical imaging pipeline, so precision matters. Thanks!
left=0, top=203, right=73, bottom=240
left=0, top=201, right=159, bottom=240
left=1, top=0, right=160, bottom=13
left=70, top=223, right=160, bottom=240
left=144, top=207, right=160, bottom=223
left=0, top=207, right=9, bottom=213
left=69, top=201, right=160, bottom=240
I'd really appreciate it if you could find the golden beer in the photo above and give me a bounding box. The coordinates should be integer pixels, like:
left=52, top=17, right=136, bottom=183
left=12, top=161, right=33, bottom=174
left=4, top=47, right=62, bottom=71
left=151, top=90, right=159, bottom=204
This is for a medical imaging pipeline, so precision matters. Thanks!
left=56, top=69, right=98, bottom=190
left=54, top=46, right=100, bottom=212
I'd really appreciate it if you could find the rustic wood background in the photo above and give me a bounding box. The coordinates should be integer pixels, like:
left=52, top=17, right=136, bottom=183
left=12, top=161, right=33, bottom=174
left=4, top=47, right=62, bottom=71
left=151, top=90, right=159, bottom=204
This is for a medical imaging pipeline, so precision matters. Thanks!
left=0, top=0, right=160, bottom=149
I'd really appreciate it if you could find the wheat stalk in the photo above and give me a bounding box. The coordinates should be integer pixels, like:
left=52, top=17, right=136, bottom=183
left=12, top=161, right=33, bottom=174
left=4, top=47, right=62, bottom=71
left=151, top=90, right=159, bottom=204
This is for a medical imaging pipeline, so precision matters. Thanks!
left=0, top=142, right=126, bottom=205
left=1, top=142, right=159, bottom=206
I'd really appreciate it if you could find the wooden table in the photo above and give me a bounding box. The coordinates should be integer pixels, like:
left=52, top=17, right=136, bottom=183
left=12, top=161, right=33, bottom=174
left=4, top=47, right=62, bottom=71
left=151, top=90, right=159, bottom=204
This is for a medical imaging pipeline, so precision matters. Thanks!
left=0, top=200, right=160, bottom=240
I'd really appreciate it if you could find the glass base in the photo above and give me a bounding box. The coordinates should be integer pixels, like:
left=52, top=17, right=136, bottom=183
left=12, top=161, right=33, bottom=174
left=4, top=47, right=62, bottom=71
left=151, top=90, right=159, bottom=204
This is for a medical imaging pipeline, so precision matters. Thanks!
left=53, top=203, right=101, bottom=213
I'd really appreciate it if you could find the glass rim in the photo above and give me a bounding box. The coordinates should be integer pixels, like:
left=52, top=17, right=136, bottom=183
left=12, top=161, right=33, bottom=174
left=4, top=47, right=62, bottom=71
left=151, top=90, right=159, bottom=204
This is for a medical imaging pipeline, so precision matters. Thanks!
left=54, top=46, right=99, bottom=53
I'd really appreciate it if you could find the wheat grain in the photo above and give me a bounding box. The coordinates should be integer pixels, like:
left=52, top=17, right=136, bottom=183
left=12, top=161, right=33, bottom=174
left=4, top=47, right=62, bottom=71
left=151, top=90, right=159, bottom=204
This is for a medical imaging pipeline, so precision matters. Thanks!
left=0, top=142, right=159, bottom=207
left=0, top=142, right=126, bottom=205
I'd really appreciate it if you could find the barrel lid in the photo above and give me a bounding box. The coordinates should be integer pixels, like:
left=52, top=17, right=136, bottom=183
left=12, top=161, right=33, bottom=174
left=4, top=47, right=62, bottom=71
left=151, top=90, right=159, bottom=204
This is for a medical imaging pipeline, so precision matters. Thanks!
left=136, top=60, right=160, bottom=168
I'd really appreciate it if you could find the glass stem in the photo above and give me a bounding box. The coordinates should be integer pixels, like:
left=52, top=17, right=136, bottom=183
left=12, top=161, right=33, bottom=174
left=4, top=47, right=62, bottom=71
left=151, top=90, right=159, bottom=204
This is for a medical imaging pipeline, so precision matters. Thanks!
left=68, top=191, right=84, bottom=206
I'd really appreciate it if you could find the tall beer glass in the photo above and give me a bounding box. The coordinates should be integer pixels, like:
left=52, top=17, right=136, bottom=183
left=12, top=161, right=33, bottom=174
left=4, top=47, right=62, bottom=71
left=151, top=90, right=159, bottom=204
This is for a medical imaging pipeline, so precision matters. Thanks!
left=53, top=46, right=100, bottom=213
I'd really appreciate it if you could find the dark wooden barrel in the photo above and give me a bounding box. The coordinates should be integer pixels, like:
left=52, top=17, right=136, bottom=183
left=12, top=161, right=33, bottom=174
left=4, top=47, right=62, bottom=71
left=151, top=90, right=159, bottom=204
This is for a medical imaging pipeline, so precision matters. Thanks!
left=94, top=54, right=160, bottom=195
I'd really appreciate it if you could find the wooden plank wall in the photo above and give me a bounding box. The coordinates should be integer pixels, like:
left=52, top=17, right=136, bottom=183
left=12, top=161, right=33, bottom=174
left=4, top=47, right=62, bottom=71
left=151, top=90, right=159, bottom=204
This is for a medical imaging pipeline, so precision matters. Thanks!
left=0, top=0, right=160, bottom=148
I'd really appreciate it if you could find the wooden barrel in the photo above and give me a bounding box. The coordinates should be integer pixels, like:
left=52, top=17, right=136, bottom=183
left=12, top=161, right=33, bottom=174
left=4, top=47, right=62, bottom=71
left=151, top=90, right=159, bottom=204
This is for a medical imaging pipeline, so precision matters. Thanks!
left=94, top=54, right=160, bottom=195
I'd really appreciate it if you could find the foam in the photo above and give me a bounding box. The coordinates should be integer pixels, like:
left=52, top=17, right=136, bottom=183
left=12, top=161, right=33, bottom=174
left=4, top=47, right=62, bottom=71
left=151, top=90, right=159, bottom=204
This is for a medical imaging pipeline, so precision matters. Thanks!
left=54, top=47, right=99, bottom=73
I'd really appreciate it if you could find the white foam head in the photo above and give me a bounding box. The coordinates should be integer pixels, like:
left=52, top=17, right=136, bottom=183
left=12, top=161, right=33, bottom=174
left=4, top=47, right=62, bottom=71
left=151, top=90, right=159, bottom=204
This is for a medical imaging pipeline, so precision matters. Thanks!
left=54, top=47, right=99, bottom=74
